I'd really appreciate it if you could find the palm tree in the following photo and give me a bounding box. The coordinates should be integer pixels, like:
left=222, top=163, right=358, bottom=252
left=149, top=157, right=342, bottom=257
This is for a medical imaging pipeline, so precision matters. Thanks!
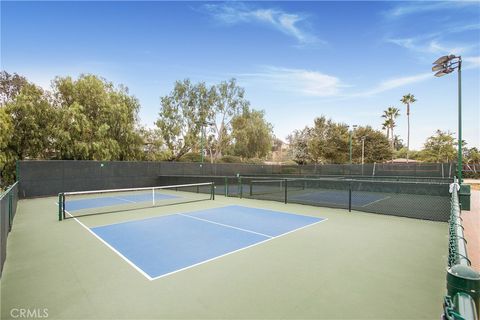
left=382, top=119, right=392, bottom=140
left=400, top=94, right=417, bottom=162
left=381, top=107, right=400, bottom=150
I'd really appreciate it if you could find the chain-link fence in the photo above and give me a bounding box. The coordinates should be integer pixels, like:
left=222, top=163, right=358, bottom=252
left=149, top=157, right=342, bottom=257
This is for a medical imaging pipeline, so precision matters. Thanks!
left=443, top=178, right=479, bottom=320
left=0, top=182, right=18, bottom=278
left=17, top=160, right=455, bottom=198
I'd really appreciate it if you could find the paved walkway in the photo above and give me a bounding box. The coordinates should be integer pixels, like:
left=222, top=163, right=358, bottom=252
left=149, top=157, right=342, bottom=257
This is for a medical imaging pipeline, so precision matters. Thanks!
left=463, top=181, right=479, bottom=271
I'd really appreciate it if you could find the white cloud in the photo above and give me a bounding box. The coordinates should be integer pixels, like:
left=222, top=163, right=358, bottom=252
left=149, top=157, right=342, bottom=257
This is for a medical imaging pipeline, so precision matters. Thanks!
left=239, top=66, right=343, bottom=97
left=385, top=2, right=479, bottom=18
left=203, top=3, right=322, bottom=45
left=354, top=73, right=432, bottom=97
left=388, top=37, right=473, bottom=56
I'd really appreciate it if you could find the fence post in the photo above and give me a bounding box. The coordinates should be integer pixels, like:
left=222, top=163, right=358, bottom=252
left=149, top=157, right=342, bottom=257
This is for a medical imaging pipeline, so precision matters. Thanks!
left=8, top=192, right=13, bottom=231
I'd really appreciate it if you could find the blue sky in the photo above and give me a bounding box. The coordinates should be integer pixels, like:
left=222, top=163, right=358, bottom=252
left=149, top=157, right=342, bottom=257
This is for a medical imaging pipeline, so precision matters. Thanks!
left=1, top=1, right=479, bottom=149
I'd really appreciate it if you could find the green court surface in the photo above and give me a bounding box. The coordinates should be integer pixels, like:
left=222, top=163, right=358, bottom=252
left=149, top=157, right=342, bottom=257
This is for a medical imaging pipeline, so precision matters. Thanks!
left=1, top=195, right=447, bottom=319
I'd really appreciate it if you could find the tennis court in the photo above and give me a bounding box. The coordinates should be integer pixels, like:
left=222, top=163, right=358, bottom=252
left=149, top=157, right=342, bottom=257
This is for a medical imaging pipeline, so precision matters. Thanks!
left=1, top=185, right=448, bottom=319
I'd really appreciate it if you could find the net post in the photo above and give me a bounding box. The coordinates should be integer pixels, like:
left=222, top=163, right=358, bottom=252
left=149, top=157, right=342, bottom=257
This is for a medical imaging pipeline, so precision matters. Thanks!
left=239, top=176, right=243, bottom=199
left=58, top=193, right=63, bottom=221
left=348, top=182, right=352, bottom=212
left=211, top=182, right=215, bottom=200
left=224, top=177, right=228, bottom=197
left=249, top=181, right=253, bottom=196
left=284, top=179, right=288, bottom=204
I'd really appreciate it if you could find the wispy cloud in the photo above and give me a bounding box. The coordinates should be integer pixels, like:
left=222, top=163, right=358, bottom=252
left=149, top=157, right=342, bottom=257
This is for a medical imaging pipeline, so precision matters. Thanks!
left=386, top=19, right=480, bottom=55
left=238, top=66, right=434, bottom=99
left=203, top=3, right=322, bottom=45
left=385, top=1, right=479, bottom=18
left=239, top=66, right=343, bottom=97
left=357, top=73, right=432, bottom=97
left=388, top=38, right=472, bottom=56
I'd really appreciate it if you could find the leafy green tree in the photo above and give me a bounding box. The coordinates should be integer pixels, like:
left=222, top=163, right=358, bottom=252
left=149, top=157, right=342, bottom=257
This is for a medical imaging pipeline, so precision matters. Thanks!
left=0, top=71, right=29, bottom=106
left=420, top=130, right=457, bottom=162
left=400, top=93, right=416, bottom=161
left=307, top=116, right=349, bottom=164
left=464, top=147, right=480, bottom=164
left=0, top=107, right=13, bottom=185
left=53, top=74, right=143, bottom=160
left=1, top=71, right=34, bottom=186
left=138, top=127, right=167, bottom=161
left=208, top=79, right=250, bottom=161
left=231, top=108, right=273, bottom=159
left=5, top=83, right=55, bottom=160
left=352, top=126, right=392, bottom=163
left=156, top=79, right=214, bottom=161
left=287, top=127, right=311, bottom=165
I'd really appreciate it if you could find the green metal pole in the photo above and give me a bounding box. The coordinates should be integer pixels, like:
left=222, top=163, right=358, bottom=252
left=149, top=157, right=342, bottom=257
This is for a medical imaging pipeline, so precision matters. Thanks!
left=457, top=60, right=462, bottom=184
left=201, top=124, right=205, bottom=164
left=58, top=193, right=63, bottom=221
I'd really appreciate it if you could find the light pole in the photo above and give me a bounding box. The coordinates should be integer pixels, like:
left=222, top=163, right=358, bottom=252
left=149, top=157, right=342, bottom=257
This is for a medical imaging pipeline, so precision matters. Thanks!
left=349, top=125, right=357, bottom=164
left=432, top=54, right=462, bottom=183
left=201, top=124, right=205, bottom=163
left=361, top=136, right=366, bottom=165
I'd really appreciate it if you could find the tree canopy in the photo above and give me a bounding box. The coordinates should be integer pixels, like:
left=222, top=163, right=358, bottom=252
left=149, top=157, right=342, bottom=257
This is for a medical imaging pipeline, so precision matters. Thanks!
left=231, top=108, right=273, bottom=159
left=288, top=116, right=391, bottom=164
left=1, top=70, right=477, bottom=186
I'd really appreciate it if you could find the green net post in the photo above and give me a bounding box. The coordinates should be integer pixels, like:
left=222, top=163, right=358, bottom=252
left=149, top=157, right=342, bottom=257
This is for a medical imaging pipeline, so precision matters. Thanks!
left=211, top=182, right=215, bottom=200
left=284, top=179, right=288, bottom=204
left=239, top=177, right=243, bottom=199
left=348, top=181, right=352, bottom=212
left=58, top=193, right=63, bottom=221
left=224, top=177, right=228, bottom=197
left=249, top=181, right=253, bottom=196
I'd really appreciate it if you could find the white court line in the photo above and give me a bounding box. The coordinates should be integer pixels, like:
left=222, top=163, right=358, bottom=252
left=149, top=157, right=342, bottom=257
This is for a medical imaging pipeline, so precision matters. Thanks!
left=58, top=204, right=153, bottom=281
left=178, top=213, right=273, bottom=238
left=57, top=201, right=327, bottom=281
left=361, top=196, right=391, bottom=207
left=149, top=217, right=328, bottom=280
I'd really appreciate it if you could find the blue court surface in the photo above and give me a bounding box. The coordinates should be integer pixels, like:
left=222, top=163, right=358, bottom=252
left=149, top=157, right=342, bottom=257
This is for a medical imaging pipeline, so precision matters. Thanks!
left=66, top=193, right=179, bottom=211
left=290, top=190, right=388, bottom=207
left=91, top=205, right=325, bottom=279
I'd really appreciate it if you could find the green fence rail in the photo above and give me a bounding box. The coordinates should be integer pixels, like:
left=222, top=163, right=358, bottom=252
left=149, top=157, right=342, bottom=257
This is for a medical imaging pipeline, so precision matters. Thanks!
left=443, top=177, right=479, bottom=320
left=0, top=181, right=19, bottom=278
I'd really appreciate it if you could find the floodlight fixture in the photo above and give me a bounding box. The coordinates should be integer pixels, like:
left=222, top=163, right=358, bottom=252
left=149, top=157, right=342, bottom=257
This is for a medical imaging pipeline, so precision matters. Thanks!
left=434, top=68, right=454, bottom=77
left=433, top=54, right=456, bottom=65
left=432, top=64, right=447, bottom=72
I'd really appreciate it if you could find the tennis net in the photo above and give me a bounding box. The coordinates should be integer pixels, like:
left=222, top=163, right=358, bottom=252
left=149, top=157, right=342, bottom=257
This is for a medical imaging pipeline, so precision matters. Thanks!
left=249, top=179, right=306, bottom=197
left=58, top=182, right=215, bottom=220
